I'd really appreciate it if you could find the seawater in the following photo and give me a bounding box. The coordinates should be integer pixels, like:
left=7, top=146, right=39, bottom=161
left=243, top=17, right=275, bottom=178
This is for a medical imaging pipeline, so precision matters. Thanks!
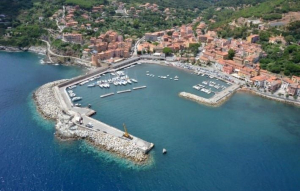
left=1, top=52, right=300, bottom=191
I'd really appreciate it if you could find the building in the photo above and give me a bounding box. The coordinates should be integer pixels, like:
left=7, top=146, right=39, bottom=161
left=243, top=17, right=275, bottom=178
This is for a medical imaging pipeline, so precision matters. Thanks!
left=145, top=33, right=158, bottom=41
left=91, top=54, right=100, bottom=66
left=223, top=65, right=234, bottom=74
left=292, top=76, right=300, bottom=85
left=251, top=75, right=269, bottom=87
left=247, top=34, right=260, bottom=43
left=63, top=33, right=82, bottom=44
left=215, top=59, right=226, bottom=71
left=265, top=76, right=281, bottom=92
left=287, top=84, right=298, bottom=96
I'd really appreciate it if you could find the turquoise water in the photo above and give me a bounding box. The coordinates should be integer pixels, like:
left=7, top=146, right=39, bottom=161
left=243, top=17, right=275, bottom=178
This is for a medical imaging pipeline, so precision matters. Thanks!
left=1, top=51, right=300, bottom=190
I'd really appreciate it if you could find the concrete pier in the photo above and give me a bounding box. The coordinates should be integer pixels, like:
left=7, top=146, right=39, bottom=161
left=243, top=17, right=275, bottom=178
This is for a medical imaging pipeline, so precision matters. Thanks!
left=133, top=86, right=147, bottom=90
left=117, top=89, right=131, bottom=94
left=100, top=92, right=115, bottom=98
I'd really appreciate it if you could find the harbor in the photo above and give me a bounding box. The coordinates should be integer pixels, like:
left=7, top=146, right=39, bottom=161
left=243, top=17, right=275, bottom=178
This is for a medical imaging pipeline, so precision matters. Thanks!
left=33, top=57, right=241, bottom=164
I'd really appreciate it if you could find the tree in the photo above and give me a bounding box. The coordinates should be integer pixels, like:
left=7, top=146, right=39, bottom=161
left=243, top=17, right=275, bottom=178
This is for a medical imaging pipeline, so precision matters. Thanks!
left=285, top=35, right=295, bottom=45
left=228, top=49, right=235, bottom=60
left=259, top=31, right=270, bottom=42
left=152, top=42, right=159, bottom=46
left=163, top=47, right=173, bottom=56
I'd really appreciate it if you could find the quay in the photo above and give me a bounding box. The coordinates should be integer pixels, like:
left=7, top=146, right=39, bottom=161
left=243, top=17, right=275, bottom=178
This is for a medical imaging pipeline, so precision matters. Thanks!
left=133, top=86, right=147, bottom=90
left=100, top=92, right=115, bottom=98
left=117, top=89, right=131, bottom=94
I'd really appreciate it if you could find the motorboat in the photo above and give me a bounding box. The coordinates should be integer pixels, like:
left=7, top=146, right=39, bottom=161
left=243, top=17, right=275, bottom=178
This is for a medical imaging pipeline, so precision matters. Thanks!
left=162, top=148, right=167, bottom=154
left=68, top=85, right=76, bottom=90
left=87, top=83, right=95, bottom=87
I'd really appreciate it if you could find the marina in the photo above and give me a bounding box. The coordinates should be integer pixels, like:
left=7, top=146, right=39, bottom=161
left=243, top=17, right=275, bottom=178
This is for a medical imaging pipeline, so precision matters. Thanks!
left=35, top=57, right=238, bottom=165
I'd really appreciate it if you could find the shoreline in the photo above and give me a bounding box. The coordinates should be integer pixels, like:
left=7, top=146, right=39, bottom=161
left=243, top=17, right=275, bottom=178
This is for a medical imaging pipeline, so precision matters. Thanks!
left=33, top=79, right=152, bottom=165
left=0, top=45, right=47, bottom=55
left=238, top=88, right=300, bottom=107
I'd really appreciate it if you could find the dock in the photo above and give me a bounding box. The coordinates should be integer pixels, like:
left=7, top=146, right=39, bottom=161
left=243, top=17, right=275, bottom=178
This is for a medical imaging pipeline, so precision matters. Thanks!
left=132, top=86, right=147, bottom=90
left=86, top=109, right=96, bottom=116
left=100, top=92, right=114, bottom=98
left=117, top=89, right=131, bottom=94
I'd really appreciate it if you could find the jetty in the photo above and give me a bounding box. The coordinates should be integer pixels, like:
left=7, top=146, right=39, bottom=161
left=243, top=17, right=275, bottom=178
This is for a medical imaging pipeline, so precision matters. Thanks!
left=133, top=86, right=147, bottom=90
left=117, top=89, right=131, bottom=94
left=100, top=92, right=115, bottom=98
left=47, top=64, right=155, bottom=162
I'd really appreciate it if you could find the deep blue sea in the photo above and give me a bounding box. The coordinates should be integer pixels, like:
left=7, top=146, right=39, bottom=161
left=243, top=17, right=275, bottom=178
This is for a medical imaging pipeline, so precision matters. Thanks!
left=1, top=51, right=300, bottom=191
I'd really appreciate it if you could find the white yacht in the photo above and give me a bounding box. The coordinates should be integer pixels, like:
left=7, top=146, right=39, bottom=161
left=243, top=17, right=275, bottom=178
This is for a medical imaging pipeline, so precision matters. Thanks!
left=72, top=97, right=82, bottom=102
left=131, top=79, right=138, bottom=83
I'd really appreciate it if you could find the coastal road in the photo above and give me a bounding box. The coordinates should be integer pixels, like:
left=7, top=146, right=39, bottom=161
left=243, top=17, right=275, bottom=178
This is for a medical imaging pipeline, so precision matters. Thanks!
left=41, top=40, right=90, bottom=65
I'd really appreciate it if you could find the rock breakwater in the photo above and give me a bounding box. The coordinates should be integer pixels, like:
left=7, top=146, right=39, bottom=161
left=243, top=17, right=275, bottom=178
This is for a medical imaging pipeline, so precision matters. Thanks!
left=33, top=80, right=151, bottom=164
left=33, top=80, right=67, bottom=120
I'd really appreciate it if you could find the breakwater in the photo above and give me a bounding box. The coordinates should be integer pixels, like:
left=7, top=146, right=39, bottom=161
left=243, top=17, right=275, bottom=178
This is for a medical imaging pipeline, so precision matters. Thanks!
left=33, top=65, right=154, bottom=164
left=179, top=84, right=240, bottom=107
left=33, top=79, right=67, bottom=120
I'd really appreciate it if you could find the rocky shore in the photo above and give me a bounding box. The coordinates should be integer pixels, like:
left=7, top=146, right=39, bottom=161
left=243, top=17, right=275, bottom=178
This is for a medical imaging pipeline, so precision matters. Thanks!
left=0, top=45, right=46, bottom=55
left=28, top=46, right=46, bottom=55
left=238, top=88, right=300, bottom=107
left=33, top=80, right=150, bottom=164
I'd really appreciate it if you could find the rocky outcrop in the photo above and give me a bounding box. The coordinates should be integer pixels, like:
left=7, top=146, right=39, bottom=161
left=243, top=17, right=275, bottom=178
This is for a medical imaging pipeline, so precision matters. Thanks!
left=28, top=46, right=46, bottom=55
